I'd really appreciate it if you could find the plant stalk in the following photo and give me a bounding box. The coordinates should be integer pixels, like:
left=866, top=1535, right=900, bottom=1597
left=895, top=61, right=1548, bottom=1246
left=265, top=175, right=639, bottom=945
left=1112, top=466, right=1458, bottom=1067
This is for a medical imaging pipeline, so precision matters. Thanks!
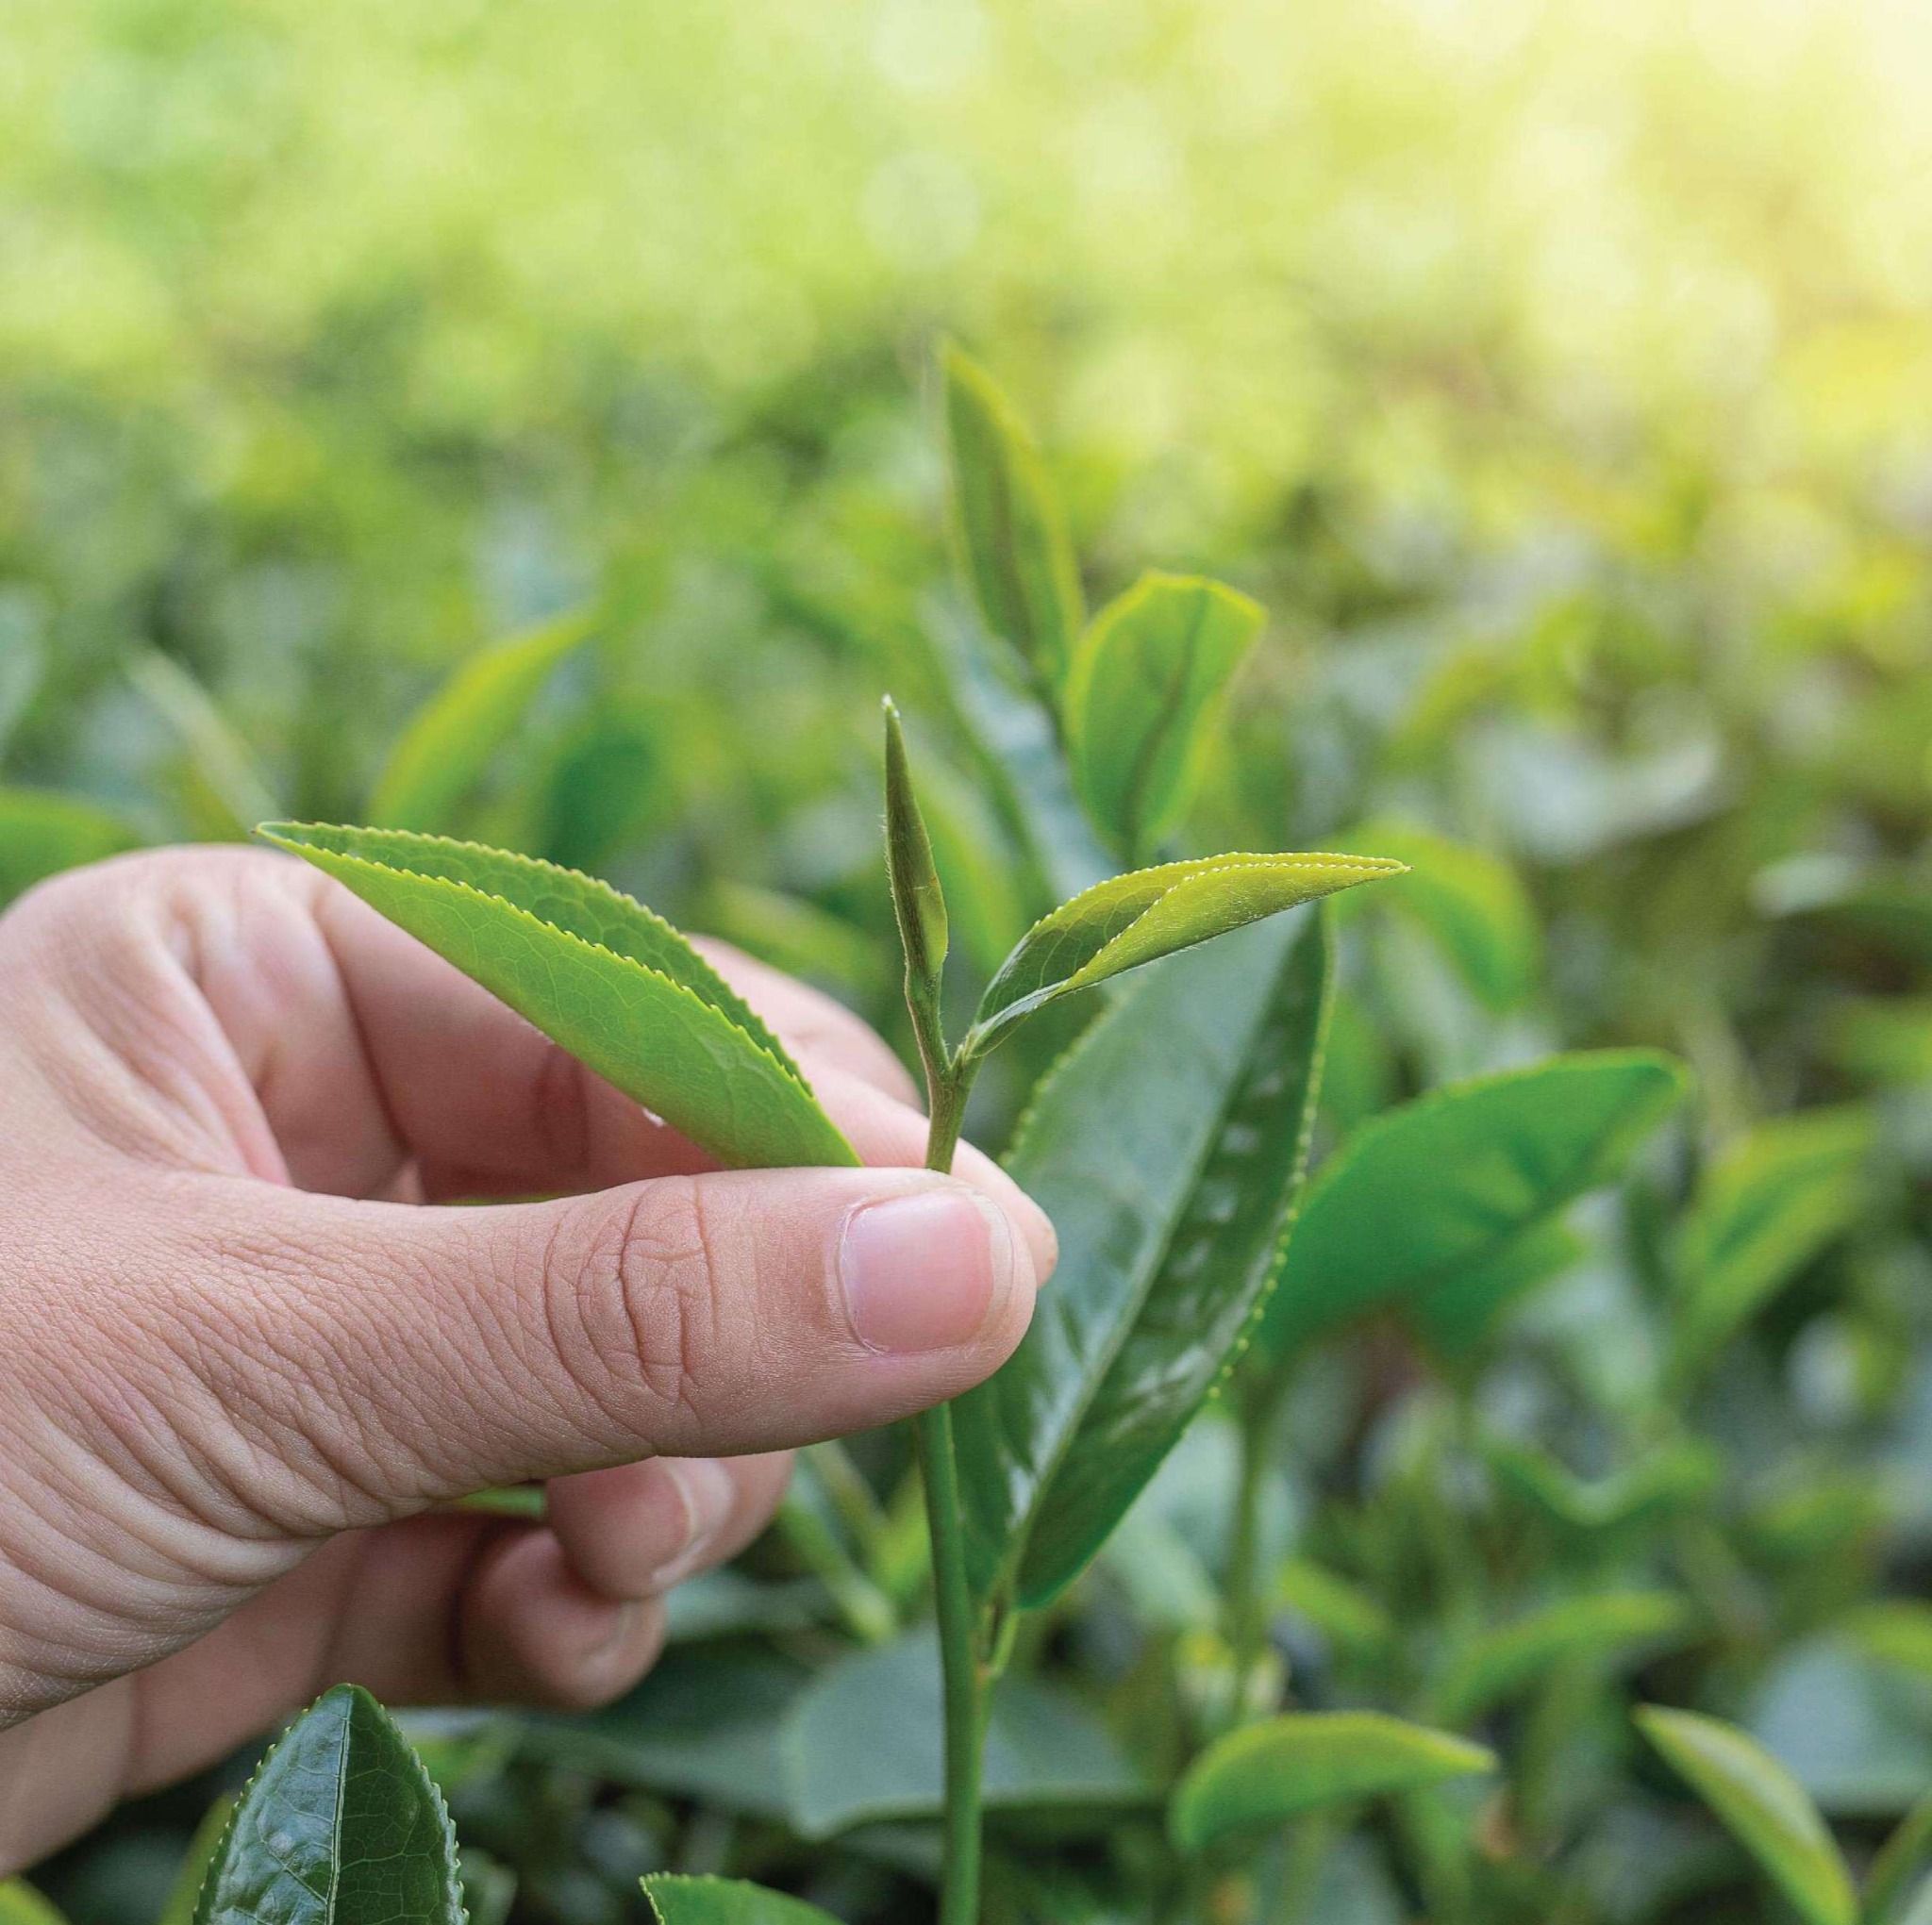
left=913, top=1051, right=987, bottom=1925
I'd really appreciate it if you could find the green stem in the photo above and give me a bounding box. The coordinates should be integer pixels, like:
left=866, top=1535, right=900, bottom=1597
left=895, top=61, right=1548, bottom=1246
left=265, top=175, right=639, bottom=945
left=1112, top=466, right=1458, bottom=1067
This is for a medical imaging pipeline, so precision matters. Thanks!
left=1224, top=1386, right=1274, bottom=1722
left=914, top=1050, right=986, bottom=1925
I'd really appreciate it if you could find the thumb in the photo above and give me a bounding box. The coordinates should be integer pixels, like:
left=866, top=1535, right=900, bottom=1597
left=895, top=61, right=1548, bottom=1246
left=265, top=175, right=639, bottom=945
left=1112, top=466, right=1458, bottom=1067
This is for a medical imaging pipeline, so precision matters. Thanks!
left=175, top=1168, right=1044, bottom=1522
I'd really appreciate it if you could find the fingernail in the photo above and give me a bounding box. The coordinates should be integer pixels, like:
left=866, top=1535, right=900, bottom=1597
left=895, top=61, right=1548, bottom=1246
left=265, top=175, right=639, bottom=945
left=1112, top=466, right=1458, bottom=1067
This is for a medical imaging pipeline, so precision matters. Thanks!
left=840, top=1187, right=1024, bottom=1354
left=590, top=1598, right=641, bottom=1660
left=644, top=1457, right=736, bottom=1591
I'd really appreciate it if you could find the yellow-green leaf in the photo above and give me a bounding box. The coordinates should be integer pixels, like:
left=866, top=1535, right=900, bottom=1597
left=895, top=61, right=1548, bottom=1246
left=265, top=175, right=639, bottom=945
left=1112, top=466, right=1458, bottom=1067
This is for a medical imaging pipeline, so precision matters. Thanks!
left=258, top=823, right=856, bottom=1170
left=0, top=1884, right=68, bottom=1925
left=941, top=343, right=1083, bottom=687
left=1065, top=573, right=1262, bottom=861
left=1170, top=1712, right=1496, bottom=1854
left=0, top=788, right=137, bottom=905
left=1636, top=1706, right=1857, bottom=1925
left=371, top=609, right=595, bottom=832
left=967, top=850, right=1402, bottom=1055
left=642, top=1877, right=839, bottom=1925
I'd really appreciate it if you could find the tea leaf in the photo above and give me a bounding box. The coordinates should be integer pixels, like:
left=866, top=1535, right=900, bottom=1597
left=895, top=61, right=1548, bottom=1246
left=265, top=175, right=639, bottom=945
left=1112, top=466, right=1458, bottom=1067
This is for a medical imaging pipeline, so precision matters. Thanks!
left=642, top=1877, right=840, bottom=1925
left=1065, top=573, right=1262, bottom=861
left=967, top=850, right=1400, bottom=1056
left=881, top=697, right=948, bottom=995
left=371, top=608, right=596, bottom=832
left=1672, top=1106, right=1874, bottom=1382
left=1338, top=817, right=1540, bottom=1010
left=1254, top=1050, right=1688, bottom=1368
left=1429, top=1591, right=1695, bottom=1726
left=158, top=1795, right=236, bottom=1925
left=1635, top=1706, right=1857, bottom=1925
left=956, top=909, right=1333, bottom=1612
left=258, top=823, right=856, bottom=1170
left=941, top=343, right=1082, bottom=688
left=128, top=651, right=280, bottom=837
left=777, top=1631, right=1156, bottom=1837
left=1407, top=1216, right=1582, bottom=1360
left=0, top=1885, right=67, bottom=1925
left=193, top=1684, right=463, bottom=1925
left=1170, top=1712, right=1496, bottom=1854
left=0, top=788, right=137, bottom=906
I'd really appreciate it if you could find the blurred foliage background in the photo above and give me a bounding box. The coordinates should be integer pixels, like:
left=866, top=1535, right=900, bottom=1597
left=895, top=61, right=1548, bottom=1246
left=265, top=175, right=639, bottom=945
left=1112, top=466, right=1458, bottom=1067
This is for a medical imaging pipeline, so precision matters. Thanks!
left=6, top=0, right=1932, bottom=1920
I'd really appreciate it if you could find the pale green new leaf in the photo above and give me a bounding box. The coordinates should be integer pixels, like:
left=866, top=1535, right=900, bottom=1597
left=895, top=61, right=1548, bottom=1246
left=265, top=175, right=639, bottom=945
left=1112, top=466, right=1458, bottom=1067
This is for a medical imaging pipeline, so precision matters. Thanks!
left=1065, top=573, right=1262, bottom=860
left=1429, top=1591, right=1694, bottom=1726
left=1170, top=1712, right=1496, bottom=1854
left=128, top=651, right=280, bottom=838
left=967, top=850, right=1401, bottom=1056
left=0, top=1884, right=67, bottom=1925
left=0, top=788, right=137, bottom=906
left=941, top=343, right=1083, bottom=687
left=194, top=1684, right=463, bottom=1925
left=642, top=1877, right=839, bottom=1925
left=371, top=609, right=596, bottom=832
left=1254, top=1050, right=1688, bottom=1367
left=158, top=1796, right=235, bottom=1925
left=1672, top=1106, right=1874, bottom=1382
left=1636, top=1706, right=1857, bottom=1925
left=259, top=823, right=856, bottom=1170
left=956, top=910, right=1334, bottom=1611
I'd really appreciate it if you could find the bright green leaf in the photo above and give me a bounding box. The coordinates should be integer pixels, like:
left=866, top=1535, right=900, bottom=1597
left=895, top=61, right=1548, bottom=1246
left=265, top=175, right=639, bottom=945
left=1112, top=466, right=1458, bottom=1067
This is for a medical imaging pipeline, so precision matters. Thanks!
left=1672, top=1106, right=1874, bottom=1382
left=159, top=1795, right=235, bottom=1925
left=941, top=343, right=1083, bottom=688
left=0, top=788, right=137, bottom=905
left=1254, top=1050, right=1688, bottom=1367
left=956, top=909, right=1333, bottom=1612
left=1407, top=1216, right=1583, bottom=1360
left=1429, top=1591, right=1694, bottom=1726
left=1338, top=817, right=1540, bottom=1011
left=1635, top=1706, right=1857, bottom=1925
left=127, top=651, right=280, bottom=838
left=370, top=609, right=595, bottom=832
left=642, top=1877, right=840, bottom=1925
left=777, top=1632, right=1156, bottom=1838
left=258, top=823, right=856, bottom=1170
left=1484, top=1436, right=1720, bottom=1538
left=881, top=696, right=948, bottom=993
left=1170, top=1712, right=1496, bottom=1854
left=1065, top=573, right=1262, bottom=861
left=0, top=1884, right=67, bottom=1925
left=194, top=1684, right=463, bottom=1925
left=967, top=850, right=1400, bottom=1056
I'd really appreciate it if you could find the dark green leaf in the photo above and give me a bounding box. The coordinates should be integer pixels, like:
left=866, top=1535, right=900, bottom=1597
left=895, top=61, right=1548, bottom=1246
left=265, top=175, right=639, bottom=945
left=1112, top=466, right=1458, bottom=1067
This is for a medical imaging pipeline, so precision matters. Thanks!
left=881, top=697, right=947, bottom=992
left=777, top=1632, right=1157, bottom=1838
left=642, top=1877, right=840, bottom=1925
left=968, top=850, right=1399, bottom=1056
left=941, top=343, right=1082, bottom=687
left=194, top=1684, right=463, bottom=1925
left=1170, top=1712, right=1496, bottom=1854
left=370, top=609, right=596, bottom=832
left=258, top=823, right=856, bottom=1170
left=1065, top=573, right=1262, bottom=861
left=0, top=788, right=137, bottom=905
left=1254, top=1050, right=1688, bottom=1367
left=1429, top=1592, right=1694, bottom=1726
left=956, top=909, right=1333, bottom=1611
left=1636, top=1706, right=1857, bottom=1925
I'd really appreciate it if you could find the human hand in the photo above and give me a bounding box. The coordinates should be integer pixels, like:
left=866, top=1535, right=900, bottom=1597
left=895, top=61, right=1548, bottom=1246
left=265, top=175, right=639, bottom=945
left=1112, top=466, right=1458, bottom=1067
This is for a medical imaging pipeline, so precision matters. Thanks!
left=0, top=847, right=1053, bottom=1868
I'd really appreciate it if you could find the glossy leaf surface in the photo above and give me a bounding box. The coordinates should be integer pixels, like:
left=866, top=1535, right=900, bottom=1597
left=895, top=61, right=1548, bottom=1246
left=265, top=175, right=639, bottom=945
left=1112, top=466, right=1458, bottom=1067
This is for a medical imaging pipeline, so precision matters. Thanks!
left=642, top=1877, right=839, bottom=1925
left=969, top=849, right=1397, bottom=1055
left=1065, top=573, right=1262, bottom=859
left=1255, top=1050, right=1688, bottom=1366
left=194, top=1684, right=463, bottom=1925
left=1636, top=1706, right=1856, bottom=1925
left=777, top=1632, right=1155, bottom=1837
left=941, top=343, right=1083, bottom=686
left=956, top=910, right=1333, bottom=1610
left=371, top=609, right=595, bottom=832
left=260, top=823, right=856, bottom=1170
left=1170, top=1712, right=1496, bottom=1854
